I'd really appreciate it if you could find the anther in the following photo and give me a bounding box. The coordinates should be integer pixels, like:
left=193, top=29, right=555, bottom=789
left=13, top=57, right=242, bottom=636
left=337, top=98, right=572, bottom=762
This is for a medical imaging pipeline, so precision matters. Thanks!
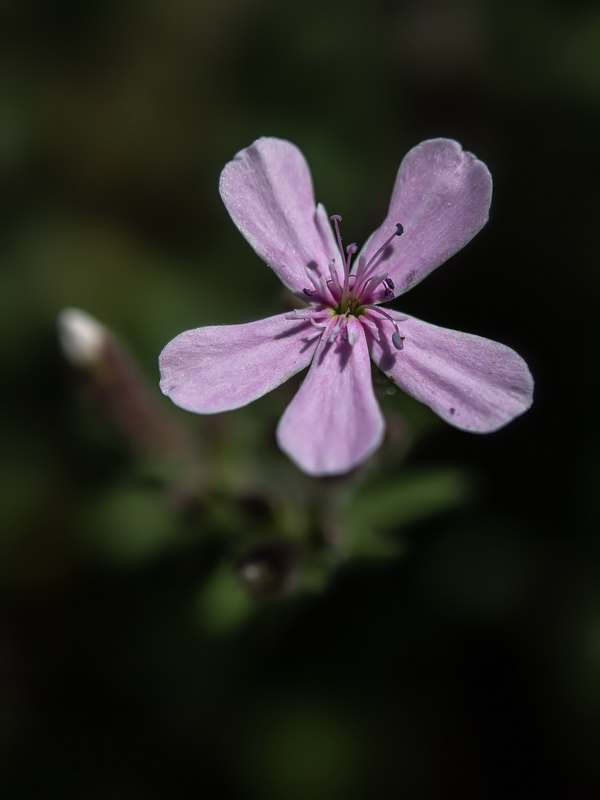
left=355, top=221, right=405, bottom=288
left=381, top=277, right=395, bottom=300
left=366, top=223, right=404, bottom=269
left=364, top=306, right=406, bottom=350
left=392, top=332, right=405, bottom=350
left=345, top=243, right=357, bottom=274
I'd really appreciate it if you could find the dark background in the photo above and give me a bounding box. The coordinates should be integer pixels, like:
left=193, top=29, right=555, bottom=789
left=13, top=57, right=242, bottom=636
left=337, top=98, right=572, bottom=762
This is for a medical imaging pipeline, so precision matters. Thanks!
left=2, top=0, right=599, bottom=797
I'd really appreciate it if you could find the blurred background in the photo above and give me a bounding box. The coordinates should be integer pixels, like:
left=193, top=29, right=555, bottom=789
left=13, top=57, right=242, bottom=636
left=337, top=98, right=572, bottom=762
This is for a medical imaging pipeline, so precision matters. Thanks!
left=2, top=0, right=600, bottom=797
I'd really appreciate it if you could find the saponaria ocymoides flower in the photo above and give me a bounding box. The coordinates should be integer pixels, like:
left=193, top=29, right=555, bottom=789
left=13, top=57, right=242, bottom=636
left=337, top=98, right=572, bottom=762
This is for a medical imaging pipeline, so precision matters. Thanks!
left=160, top=137, right=533, bottom=476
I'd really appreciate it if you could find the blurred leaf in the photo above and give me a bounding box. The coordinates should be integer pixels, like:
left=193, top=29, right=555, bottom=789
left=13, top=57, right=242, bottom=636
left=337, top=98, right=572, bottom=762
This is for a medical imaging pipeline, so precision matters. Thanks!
left=83, top=484, right=179, bottom=563
left=560, top=10, right=600, bottom=100
left=346, top=467, right=473, bottom=555
left=195, top=564, right=255, bottom=634
left=236, top=701, right=368, bottom=800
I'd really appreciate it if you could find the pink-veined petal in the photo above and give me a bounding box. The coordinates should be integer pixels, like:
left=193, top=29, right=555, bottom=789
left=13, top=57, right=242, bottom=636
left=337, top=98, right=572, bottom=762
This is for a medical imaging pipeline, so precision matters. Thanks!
left=277, top=317, right=384, bottom=476
left=219, top=137, right=341, bottom=296
left=159, top=314, right=317, bottom=414
left=368, top=312, right=533, bottom=432
left=358, top=139, right=492, bottom=296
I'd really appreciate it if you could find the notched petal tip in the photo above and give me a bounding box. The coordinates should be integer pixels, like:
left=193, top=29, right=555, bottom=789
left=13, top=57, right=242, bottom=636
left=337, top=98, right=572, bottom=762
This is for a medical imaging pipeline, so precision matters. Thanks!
left=358, top=136, right=493, bottom=297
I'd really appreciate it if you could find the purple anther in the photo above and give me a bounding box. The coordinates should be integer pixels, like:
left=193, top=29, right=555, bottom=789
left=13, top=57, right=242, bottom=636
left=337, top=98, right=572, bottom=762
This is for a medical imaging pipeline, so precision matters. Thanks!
left=303, top=287, right=316, bottom=296
left=355, top=223, right=404, bottom=288
left=384, top=277, right=395, bottom=290
left=345, top=242, right=358, bottom=275
left=329, top=214, right=343, bottom=222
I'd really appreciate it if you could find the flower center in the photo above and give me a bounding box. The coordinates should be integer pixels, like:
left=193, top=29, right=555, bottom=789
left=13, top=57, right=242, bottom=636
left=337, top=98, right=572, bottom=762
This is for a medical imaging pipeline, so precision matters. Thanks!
left=333, top=289, right=365, bottom=318
left=291, top=215, right=407, bottom=350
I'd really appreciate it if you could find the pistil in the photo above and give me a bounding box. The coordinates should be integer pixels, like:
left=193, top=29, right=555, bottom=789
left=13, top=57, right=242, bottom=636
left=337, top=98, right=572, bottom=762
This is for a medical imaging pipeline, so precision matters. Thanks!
left=329, top=215, right=358, bottom=307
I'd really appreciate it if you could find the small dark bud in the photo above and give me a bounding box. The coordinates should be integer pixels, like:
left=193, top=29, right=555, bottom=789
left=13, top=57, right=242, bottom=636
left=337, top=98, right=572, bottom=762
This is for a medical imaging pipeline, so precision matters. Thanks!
left=235, top=541, right=299, bottom=597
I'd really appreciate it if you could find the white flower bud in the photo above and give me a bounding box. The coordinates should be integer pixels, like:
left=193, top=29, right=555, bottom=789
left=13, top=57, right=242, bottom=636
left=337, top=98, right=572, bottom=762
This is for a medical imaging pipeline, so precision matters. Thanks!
left=57, top=308, right=107, bottom=367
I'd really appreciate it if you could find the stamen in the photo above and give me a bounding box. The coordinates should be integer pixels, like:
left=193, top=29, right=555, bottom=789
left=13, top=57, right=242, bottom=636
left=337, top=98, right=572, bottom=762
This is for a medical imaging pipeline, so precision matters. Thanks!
left=382, top=277, right=395, bottom=300
left=303, top=266, right=320, bottom=295
left=339, top=317, right=349, bottom=342
left=345, top=243, right=357, bottom=273
left=357, top=269, right=396, bottom=303
left=362, top=271, right=388, bottom=294
left=359, top=315, right=380, bottom=341
left=285, top=308, right=329, bottom=321
left=347, top=320, right=360, bottom=346
left=364, top=306, right=407, bottom=351
left=355, top=222, right=404, bottom=290
left=329, top=215, right=358, bottom=306
left=303, top=264, right=333, bottom=303
left=328, top=258, right=341, bottom=290
left=329, top=315, right=343, bottom=342
left=330, top=215, right=345, bottom=271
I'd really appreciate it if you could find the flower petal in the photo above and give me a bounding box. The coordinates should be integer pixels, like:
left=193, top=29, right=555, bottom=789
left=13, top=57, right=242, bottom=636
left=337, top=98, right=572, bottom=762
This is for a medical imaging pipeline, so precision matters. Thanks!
left=159, top=314, right=317, bottom=413
left=358, top=139, right=492, bottom=295
left=277, top=317, right=384, bottom=476
left=368, top=312, right=533, bottom=432
left=219, top=137, right=340, bottom=296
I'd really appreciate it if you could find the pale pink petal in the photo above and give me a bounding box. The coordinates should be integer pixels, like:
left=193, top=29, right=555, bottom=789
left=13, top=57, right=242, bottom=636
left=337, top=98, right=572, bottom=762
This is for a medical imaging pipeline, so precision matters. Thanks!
left=368, top=312, right=533, bottom=432
left=219, top=137, right=340, bottom=296
left=159, top=314, right=317, bottom=414
left=358, top=139, right=492, bottom=295
left=277, top=317, right=384, bottom=476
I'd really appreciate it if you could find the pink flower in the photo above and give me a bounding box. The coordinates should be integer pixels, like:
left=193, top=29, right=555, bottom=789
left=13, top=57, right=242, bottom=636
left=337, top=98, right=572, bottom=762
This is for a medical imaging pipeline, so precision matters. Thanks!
left=159, top=137, right=533, bottom=476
